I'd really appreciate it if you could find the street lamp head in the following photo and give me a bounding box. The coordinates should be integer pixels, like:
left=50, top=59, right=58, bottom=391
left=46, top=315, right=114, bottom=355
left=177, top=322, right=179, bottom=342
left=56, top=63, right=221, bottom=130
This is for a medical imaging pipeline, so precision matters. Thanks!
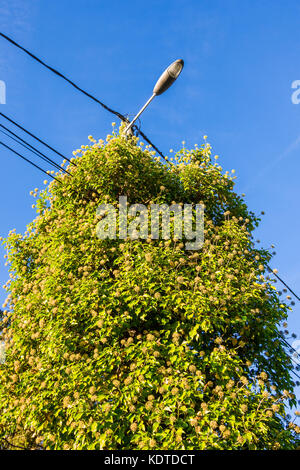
left=123, top=58, right=184, bottom=136
left=153, top=59, right=184, bottom=96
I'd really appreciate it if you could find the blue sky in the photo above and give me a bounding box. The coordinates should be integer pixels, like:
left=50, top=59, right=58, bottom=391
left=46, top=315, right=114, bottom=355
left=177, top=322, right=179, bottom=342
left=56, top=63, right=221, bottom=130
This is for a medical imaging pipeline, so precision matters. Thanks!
left=0, top=0, right=300, bottom=402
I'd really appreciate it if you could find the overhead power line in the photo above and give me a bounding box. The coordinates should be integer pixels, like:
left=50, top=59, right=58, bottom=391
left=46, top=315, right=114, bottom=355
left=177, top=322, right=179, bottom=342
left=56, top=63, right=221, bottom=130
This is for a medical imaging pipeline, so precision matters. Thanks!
left=280, top=333, right=300, bottom=358
left=0, top=124, right=71, bottom=175
left=269, top=267, right=300, bottom=302
left=0, top=140, right=61, bottom=182
left=0, top=32, right=167, bottom=162
left=278, top=335, right=300, bottom=381
left=0, top=112, right=75, bottom=165
left=289, top=366, right=300, bottom=382
left=0, top=32, right=125, bottom=120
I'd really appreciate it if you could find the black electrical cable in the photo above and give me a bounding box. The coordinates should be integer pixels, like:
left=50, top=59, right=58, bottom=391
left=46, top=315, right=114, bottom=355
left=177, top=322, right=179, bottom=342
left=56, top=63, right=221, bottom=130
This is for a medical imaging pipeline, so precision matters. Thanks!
left=0, top=111, right=75, bottom=165
left=0, top=140, right=61, bottom=183
left=277, top=334, right=300, bottom=381
left=268, top=266, right=300, bottom=302
left=0, top=32, right=125, bottom=121
left=280, top=334, right=300, bottom=357
left=0, top=32, right=167, bottom=162
left=286, top=360, right=300, bottom=381
left=290, top=368, right=300, bottom=381
left=0, top=125, right=71, bottom=175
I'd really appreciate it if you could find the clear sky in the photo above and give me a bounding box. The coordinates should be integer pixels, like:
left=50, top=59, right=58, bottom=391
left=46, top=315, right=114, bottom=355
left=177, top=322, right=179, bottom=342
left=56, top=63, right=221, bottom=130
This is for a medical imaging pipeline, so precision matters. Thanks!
left=0, top=0, right=299, bottom=405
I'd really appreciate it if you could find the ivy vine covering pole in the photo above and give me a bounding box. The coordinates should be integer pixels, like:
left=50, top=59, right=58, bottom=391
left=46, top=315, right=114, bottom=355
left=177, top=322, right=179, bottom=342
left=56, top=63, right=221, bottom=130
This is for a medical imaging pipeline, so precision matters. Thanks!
left=0, top=128, right=299, bottom=449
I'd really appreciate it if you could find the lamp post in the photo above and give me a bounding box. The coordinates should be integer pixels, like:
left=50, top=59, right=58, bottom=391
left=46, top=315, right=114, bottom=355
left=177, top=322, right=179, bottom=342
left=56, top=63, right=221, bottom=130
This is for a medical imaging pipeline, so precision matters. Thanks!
left=124, top=59, right=184, bottom=136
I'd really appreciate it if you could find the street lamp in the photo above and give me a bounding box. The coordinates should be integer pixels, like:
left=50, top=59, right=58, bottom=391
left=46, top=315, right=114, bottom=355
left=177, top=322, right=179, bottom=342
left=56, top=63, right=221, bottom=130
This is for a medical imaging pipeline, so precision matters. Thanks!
left=124, top=59, right=184, bottom=136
